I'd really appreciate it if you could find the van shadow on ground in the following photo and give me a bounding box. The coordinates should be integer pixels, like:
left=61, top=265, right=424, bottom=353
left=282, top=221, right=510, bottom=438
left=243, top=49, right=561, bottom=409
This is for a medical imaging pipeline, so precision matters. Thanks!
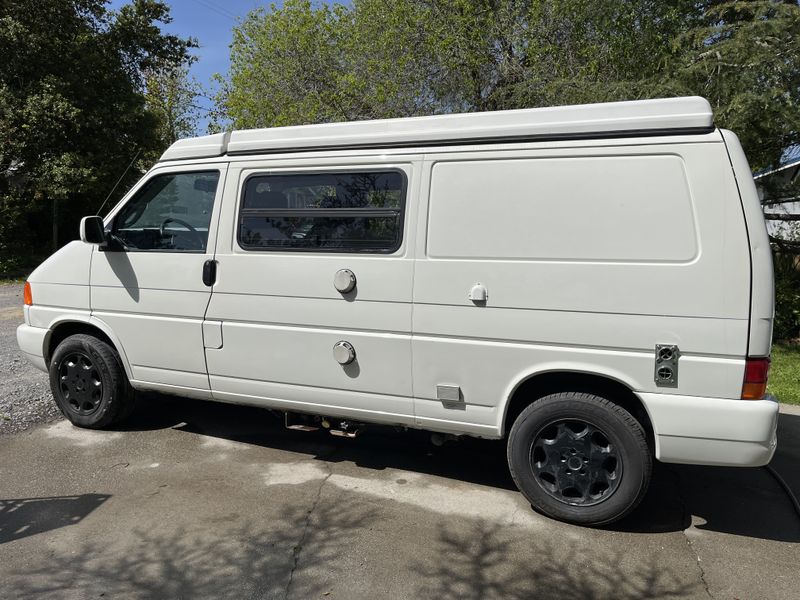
left=120, top=393, right=800, bottom=543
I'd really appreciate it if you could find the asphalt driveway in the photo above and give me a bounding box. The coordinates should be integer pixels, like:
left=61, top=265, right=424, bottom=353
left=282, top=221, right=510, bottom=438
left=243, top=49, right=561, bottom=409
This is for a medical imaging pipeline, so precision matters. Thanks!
left=1, top=283, right=798, bottom=599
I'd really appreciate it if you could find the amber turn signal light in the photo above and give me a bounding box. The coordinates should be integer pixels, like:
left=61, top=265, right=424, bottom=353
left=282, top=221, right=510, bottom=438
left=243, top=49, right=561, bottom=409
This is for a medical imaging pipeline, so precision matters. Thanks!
left=23, top=281, right=32, bottom=306
left=741, top=357, right=770, bottom=400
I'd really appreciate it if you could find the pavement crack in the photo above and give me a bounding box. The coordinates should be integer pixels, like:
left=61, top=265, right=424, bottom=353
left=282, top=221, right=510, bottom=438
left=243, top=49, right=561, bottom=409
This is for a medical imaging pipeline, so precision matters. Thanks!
left=672, top=466, right=714, bottom=600
left=284, top=452, right=336, bottom=600
left=683, top=529, right=713, bottom=599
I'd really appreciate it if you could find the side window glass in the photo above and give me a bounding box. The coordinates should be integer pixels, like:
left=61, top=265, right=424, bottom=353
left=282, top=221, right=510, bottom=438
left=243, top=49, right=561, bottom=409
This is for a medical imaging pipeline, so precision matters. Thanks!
left=238, top=171, right=405, bottom=253
left=113, top=171, right=220, bottom=252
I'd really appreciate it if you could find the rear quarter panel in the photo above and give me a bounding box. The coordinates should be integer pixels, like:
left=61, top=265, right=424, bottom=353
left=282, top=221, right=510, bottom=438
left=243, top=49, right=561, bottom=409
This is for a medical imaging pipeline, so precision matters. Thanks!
left=410, top=136, right=752, bottom=435
left=720, top=129, right=774, bottom=357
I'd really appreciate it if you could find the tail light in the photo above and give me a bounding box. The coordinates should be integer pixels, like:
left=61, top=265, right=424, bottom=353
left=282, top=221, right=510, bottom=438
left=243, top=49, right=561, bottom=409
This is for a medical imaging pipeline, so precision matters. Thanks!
left=741, top=357, right=770, bottom=400
left=23, top=281, right=32, bottom=306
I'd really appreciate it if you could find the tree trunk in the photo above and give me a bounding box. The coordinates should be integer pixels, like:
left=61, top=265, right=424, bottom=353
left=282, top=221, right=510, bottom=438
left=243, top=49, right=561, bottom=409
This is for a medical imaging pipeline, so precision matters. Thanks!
left=52, top=197, right=58, bottom=252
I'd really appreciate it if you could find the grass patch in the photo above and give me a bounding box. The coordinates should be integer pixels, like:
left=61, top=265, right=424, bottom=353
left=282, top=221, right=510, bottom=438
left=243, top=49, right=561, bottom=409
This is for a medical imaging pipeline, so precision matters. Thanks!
left=769, top=343, right=800, bottom=405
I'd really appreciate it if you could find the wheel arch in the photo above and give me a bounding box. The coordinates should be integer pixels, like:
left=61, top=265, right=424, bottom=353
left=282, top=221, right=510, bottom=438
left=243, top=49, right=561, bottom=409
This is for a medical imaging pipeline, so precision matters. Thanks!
left=44, top=317, right=134, bottom=380
left=499, top=366, right=656, bottom=452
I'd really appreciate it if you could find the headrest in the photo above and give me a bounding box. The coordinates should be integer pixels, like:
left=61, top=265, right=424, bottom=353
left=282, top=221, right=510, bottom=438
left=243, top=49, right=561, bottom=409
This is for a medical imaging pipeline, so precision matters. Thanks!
left=247, top=190, right=287, bottom=209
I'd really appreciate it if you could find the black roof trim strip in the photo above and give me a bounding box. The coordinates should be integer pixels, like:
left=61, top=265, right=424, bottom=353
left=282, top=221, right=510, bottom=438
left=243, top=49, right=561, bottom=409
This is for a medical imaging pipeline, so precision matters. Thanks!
left=225, top=126, right=717, bottom=156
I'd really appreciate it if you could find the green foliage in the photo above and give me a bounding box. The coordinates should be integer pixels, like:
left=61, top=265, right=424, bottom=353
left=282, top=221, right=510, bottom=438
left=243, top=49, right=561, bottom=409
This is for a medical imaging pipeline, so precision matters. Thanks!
left=213, top=0, right=438, bottom=129
left=216, top=0, right=800, bottom=172
left=0, top=0, right=195, bottom=272
left=145, top=64, right=203, bottom=145
left=669, top=1, right=800, bottom=170
left=768, top=343, right=800, bottom=404
left=0, top=193, right=38, bottom=273
left=774, top=254, right=800, bottom=341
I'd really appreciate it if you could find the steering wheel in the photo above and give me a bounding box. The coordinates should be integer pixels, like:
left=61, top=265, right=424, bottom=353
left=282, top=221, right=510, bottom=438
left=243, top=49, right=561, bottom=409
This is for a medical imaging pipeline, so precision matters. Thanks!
left=160, top=217, right=205, bottom=249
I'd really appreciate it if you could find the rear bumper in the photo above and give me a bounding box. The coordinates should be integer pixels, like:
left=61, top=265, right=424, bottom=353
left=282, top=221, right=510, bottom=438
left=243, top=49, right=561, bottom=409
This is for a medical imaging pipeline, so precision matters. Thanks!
left=639, top=392, right=779, bottom=467
left=16, top=323, right=48, bottom=373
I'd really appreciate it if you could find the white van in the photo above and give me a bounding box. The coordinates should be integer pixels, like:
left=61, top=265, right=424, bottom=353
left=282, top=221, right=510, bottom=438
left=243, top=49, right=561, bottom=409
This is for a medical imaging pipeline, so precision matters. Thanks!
left=17, top=97, right=777, bottom=525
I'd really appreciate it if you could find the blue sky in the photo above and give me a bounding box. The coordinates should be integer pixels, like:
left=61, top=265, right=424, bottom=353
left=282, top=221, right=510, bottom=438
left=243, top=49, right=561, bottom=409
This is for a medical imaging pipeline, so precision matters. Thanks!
left=108, top=0, right=273, bottom=132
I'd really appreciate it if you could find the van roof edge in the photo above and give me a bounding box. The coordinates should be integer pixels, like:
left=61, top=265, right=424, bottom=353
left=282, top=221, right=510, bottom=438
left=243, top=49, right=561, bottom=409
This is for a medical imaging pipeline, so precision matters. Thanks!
left=159, top=97, right=713, bottom=162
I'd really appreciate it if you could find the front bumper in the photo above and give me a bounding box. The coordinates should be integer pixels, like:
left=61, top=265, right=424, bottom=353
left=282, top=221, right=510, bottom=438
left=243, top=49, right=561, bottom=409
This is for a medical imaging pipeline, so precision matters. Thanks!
left=16, top=323, right=48, bottom=373
left=639, top=392, right=779, bottom=467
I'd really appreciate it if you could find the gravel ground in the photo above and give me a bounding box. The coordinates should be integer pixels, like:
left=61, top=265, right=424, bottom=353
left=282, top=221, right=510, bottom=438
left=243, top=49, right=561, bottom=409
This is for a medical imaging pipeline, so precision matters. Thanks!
left=0, top=282, right=61, bottom=435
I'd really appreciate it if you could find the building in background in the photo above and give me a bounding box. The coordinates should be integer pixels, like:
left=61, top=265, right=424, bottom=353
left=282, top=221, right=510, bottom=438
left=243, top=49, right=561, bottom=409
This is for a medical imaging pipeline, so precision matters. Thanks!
left=755, top=154, right=800, bottom=241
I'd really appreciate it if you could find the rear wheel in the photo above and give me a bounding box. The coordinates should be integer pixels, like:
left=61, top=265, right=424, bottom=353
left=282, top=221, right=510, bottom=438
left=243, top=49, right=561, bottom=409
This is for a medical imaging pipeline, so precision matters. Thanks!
left=507, top=392, right=651, bottom=525
left=48, top=333, right=134, bottom=429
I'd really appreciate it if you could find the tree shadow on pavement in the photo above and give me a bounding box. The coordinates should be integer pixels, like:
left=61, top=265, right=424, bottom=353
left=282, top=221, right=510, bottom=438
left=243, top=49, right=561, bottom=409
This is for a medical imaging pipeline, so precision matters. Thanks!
left=119, top=394, right=800, bottom=543
left=0, top=494, right=110, bottom=544
left=413, top=520, right=697, bottom=600
left=4, top=497, right=379, bottom=600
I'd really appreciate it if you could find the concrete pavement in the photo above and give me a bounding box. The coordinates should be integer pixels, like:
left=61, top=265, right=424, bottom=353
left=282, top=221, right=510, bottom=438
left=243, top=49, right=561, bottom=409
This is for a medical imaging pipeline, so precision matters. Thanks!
left=1, top=395, right=798, bottom=599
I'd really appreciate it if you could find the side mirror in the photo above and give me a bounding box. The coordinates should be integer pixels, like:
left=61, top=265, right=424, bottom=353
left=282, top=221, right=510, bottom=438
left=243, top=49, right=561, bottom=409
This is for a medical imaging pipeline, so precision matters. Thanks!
left=80, top=216, right=106, bottom=245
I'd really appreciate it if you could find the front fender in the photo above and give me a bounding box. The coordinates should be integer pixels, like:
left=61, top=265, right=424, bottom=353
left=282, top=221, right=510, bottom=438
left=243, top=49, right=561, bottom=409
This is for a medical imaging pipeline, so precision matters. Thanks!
left=42, top=315, right=135, bottom=381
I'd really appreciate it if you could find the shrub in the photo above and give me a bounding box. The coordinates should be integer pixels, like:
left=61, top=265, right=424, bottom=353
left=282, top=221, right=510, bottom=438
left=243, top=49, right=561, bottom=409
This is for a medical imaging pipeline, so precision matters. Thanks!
left=773, top=253, right=800, bottom=342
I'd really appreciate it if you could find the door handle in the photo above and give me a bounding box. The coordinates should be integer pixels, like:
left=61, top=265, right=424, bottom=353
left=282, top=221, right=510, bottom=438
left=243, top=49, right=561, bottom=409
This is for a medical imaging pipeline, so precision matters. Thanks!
left=202, top=259, right=217, bottom=287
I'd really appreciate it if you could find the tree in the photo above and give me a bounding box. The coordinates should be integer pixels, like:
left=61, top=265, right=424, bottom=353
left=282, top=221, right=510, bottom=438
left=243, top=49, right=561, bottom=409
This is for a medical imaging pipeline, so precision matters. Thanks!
left=215, top=0, right=800, bottom=172
left=0, top=0, right=195, bottom=272
left=213, top=0, right=438, bottom=129
left=669, top=1, right=800, bottom=170
left=145, top=63, right=203, bottom=145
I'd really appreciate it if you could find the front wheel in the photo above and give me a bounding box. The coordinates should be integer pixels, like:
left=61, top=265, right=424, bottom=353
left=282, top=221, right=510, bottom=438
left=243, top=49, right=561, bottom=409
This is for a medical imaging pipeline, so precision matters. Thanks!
left=507, top=392, right=651, bottom=526
left=48, top=333, right=134, bottom=429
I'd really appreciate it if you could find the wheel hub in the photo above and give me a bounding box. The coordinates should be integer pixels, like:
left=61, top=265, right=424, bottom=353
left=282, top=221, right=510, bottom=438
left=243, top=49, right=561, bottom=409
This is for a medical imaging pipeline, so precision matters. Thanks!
left=566, top=455, right=583, bottom=471
left=530, top=419, right=622, bottom=506
left=58, top=351, right=103, bottom=416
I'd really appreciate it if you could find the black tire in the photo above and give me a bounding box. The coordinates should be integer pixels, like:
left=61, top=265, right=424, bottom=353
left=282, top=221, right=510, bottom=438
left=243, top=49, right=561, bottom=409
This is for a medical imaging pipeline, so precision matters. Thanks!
left=48, top=333, right=134, bottom=429
left=507, top=392, right=651, bottom=526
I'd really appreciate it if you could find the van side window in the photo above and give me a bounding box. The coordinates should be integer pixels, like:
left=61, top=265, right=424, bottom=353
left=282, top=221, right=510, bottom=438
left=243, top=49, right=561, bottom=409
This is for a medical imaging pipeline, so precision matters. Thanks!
left=238, top=171, right=405, bottom=253
left=112, top=171, right=219, bottom=252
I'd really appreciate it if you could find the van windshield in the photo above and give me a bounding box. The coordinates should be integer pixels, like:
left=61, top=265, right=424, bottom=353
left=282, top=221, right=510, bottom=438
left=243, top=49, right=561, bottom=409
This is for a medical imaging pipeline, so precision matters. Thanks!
left=113, top=171, right=219, bottom=252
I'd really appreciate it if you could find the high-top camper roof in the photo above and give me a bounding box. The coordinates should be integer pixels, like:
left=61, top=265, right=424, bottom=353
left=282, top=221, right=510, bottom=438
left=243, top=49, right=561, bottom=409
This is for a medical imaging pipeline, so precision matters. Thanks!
left=160, top=96, right=714, bottom=162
